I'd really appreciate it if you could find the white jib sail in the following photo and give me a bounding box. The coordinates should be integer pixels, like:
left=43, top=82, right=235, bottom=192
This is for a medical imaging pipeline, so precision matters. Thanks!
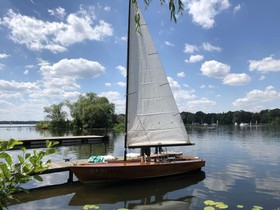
left=126, top=2, right=191, bottom=148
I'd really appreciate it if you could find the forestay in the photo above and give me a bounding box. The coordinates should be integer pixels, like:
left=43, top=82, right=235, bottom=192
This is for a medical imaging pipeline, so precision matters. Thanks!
left=126, top=2, right=192, bottom=148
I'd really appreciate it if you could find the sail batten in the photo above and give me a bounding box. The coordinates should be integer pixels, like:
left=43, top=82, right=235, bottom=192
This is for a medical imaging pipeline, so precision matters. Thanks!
left=127, top=2, right=191, bottom=148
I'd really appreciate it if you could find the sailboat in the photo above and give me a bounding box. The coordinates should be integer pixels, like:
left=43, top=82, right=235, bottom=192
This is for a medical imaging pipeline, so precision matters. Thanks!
left=69, top=0, right=205, bottom=183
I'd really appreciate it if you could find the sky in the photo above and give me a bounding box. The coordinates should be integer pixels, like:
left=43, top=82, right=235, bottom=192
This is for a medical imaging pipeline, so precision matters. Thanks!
left=0, top=0, right=280, bottom=121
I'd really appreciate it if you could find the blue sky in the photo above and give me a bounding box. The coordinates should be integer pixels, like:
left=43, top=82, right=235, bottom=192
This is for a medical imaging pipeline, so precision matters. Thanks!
left=0, top=0, right=279, bottom=121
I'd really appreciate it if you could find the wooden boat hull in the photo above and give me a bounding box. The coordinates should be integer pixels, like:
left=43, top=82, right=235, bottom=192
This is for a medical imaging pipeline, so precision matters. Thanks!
left=69, top=157, right=205, bottom=183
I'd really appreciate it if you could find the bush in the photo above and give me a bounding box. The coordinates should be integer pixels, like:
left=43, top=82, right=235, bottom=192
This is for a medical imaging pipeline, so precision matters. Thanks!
left=0, top=139, right=58, bottom=209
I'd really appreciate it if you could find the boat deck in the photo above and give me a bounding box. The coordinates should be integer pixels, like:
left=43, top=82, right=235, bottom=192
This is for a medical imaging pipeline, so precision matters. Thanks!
left=46, top=151, right=183, bottom=171
left=37, top=151, right=197, bottom=184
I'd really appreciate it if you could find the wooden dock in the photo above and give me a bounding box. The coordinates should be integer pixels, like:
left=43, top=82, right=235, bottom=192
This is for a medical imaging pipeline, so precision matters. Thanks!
left=0, top=124, right=36, bottom=128
left=12, top=135, right=107, bottom=149
left=40, top=159, right=89, bottom=183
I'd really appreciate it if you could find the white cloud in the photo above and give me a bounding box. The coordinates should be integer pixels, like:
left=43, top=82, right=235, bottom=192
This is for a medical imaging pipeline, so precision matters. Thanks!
left=0, top=53, right=10, bottom=59
left=183, top=0, right=230, bottom=29
left=233, top=86, right=280, bottom=107
left=48, top=7, right=66, bottom=19
left=187, top=97, right=216, bottom=112
left=164, top=41, right=175, bottom=47
left=0, top=55, right=108, bottom=122
left=249, top=56, right=280, bottom=73
left=184, top=43, right=199, bottom=53
left=202, top=42, right=222, bottom=52
left=23, top=64, right=35, bottom=75
left=40, top=58, right=105, bottom=79
left=259, top=75, right=266, bottom=81
left=25, top=64, right=35, bottom=69
left=116, top=65, right=126, bottom=77
left=223, top=73, right=251, bottom=86
left=98, top=91, right=125, bottom=114
left=0, top=8, right=113, bottom=53
left=185, top=54, right=204, bottom=63
left=177, top=72, right=185, bottom=78
left=0, top=99, right=14, bottom=107
left=9, top=58, right=105, bottom=108
left=117, top=82, right=126, bottom=87
left=200, top=84, right=215, bottom=89
left=201, top=60, right=230, bottom=78
left=167, top=77, right=196, bottom=111
left=233, top=4, right=241, bottom=14
left=54, top=13, right=113, bottom=46
left=104, top=6, right=111, bottom=11
left=43, top=77, right=80, bottom=91
left=121, top=36, right=127, bottom=41
left=0, top=80, right=40, bottom=92
left=105, top=83, right=112, bottom=87
left=183, top=42, right=221, bottom=56
left=0, top=77, right=83, bottom=121
left=36, top=58, right=105, bottom=102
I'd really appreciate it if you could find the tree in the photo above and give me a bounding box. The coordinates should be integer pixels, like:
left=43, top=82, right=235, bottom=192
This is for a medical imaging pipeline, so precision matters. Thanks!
left=0, top=139, right=58, bottom=208
left=113, top=114, right=125, bottom=133
left=133, top=0, right=184, bottom=30
left=195, top=111, right=205, bottom=124
left=67, top=93, right=115, bottom=130
left=44, top=103, right=67, bottom=129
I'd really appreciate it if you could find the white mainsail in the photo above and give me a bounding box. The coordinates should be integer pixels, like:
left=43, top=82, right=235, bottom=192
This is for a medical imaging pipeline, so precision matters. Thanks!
left=126, top=2, right=192, bottom=148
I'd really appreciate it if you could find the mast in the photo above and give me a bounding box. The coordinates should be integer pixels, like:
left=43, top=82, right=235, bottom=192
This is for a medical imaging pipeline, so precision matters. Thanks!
left=124, top=0, right=131, bottom=161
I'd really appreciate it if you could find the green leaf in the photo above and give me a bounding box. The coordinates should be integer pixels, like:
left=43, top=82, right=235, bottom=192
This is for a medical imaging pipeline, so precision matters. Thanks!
left=216, top=203, right=228, bottom=209
left=204, top=200, right=216, bottom=206
left=21, top=147, right=26, bottom=153
left=83, top=204, right=100, bottom=210
left=25, top=153, right=31, bottom=159
left=0, top=152, right=13, bottom=166
left=46, top=140, right=52, bottom=148
left=252, top=205, right=263, bottom=210
left=204, top=207, right=215, bottom=210
left=22, top=164, right=32, bottom=174
left=0, top=163, right=11, bottom=179
left=18, top=155, right=25, bottom=164
left=46, top=148, right=57, bottom=155
left=33, top=175, right=43, bottom=182
left=53, top=141, right=59, bottom=147
left=7, top=139, right=23, bottom=149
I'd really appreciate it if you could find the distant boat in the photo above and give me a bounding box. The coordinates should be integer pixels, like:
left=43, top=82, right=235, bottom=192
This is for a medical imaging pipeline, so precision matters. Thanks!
left=69, top=0, right=205, bottom=183
left=239, top=123, right=249, bottom=127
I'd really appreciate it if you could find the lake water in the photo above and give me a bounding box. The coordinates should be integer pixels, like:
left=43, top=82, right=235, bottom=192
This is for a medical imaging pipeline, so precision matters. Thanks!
left=2, top=125, right=280, bottom=210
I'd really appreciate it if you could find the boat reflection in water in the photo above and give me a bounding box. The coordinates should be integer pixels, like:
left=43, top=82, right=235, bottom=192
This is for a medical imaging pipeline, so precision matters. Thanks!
left=11, top=171, right=205, bottom=209
left=127, top=195, right=194, bottom=210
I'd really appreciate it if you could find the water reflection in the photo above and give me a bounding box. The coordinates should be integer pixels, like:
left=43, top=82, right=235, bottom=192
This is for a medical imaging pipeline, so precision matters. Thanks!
left=9, top=171, right=205, bottom=209
left=3, top=125, right=280, bottom=209
left=255, top=176, right=280, bottom=199
left=129, top=196, right=193, bottom=210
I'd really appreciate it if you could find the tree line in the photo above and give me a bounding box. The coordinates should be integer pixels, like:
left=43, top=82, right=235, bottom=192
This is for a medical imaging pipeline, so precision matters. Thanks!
left=39, top=92, right=280, bottom=132
left=181, top=109, right=280, bottom=125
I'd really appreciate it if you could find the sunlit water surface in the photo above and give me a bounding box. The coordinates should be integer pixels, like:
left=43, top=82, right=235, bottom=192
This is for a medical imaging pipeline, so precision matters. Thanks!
left=2, top=125, right=280, bottom=210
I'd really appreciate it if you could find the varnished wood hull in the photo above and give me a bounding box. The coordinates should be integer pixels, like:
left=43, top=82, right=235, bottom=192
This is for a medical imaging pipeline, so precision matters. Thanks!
left=69, top=157, right=205, bottom=183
